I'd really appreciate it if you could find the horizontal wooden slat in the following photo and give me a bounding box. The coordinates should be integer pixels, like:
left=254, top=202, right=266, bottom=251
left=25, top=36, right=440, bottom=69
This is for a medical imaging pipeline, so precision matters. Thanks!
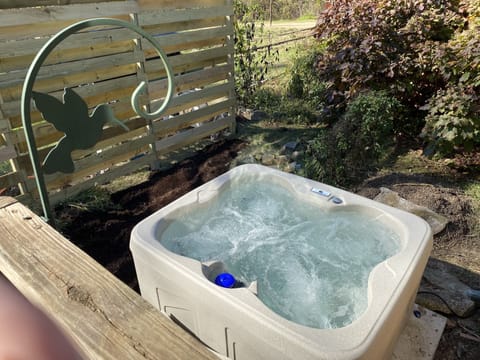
left=144, top=26, right=227, bottom=55
left=43, top=135, right=152, bottom=189
left=141, top=17, right=225, bottom=35
left=149, top=64, right=232, bottom=96
left=49, top=152, right=154, bottom=204
left=14, top=116, right=148, bottom=174
left=0, top=172, right=22, bottom=189
left=0, top=14, right=131, bottom=42
left=0, top=63, right=137, bottom=102
left=156, top=82, right=232, bottom=117
left=4, top=76, right=140, bottom=125
left=138, top=5, right=232, bottom=26
left=0, top=145, right=17, bottom=162
left=2, top=51, right=140, bottom=89
left=1, top=38, right=135, bottom=74
left=3, top=48, right=226, bottom=122
left=156, top=113, right=233, bottom=155
left=0, top=1, right=138, bottom=27
left=137, top=0, right=228, bottom=11
left=0, top=120, right=9, bottom=132
left=155, top=98, right=234, bottom=136
left=0, top=1, right=115, bottom=10
left=145, top=46, right=229, bottom=76
left=1, top=27, right=134, bottom=59
left=12, top=95, right=146, bottom=153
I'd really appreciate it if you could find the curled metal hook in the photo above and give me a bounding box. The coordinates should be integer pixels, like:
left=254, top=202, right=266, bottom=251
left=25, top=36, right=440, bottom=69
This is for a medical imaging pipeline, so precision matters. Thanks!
left=21, top=17, right=175, bottom=223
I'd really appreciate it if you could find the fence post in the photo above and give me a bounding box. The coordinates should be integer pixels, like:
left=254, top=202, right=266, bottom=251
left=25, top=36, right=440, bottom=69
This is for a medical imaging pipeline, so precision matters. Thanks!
left=225, top=0, right=237, bottom=135
left=130, top=12, right=161, bottom=170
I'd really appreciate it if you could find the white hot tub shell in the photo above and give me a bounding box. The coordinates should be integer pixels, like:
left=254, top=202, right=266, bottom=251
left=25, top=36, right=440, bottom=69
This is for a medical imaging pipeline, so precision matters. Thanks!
left=130, top=164, right=432, bottom=360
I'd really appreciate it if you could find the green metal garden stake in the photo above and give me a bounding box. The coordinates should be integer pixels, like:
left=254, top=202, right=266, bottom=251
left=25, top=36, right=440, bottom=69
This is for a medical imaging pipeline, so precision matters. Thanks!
left=21, top=18, right=175, bottom=224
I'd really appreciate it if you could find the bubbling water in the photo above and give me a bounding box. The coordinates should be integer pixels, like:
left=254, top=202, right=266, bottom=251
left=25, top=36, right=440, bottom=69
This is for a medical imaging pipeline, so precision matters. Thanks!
left=159, top=176, right=400, bottom=329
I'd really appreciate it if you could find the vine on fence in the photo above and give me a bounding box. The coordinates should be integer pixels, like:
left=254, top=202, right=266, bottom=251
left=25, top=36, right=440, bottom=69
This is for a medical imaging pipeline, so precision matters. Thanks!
left=234, top=0, right=278, bottom=106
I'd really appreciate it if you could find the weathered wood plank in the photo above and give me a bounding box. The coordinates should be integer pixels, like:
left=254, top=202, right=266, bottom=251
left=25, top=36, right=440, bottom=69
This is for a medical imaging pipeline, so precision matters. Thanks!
left=143, top=27, right=227, bottom=55
left=145, top=46, right=229, bottom=75
left=137, top=5, right=232, bottom=26
left=0, top=14, right=131, bottom=42
left=0, top=1, right=111, bottom=10
left=3, top=77, right=139, bottom=125
left=48, top=152, right=153, bottom=204
left=0, top=27, right=134, bottom=59
left=11, top=98, right=145, bottom=154
left=154, top=82, right=232, bottom=118
left=0, top=196, right=17, bottom=208
left=155, top=114, right=233, bottom=155
left=137, top=0, right=228, bottom=10
left=13, top=117, right=148, bottom=174
left=141, top=17, right=225, bottom=35
left=1, top=51, right=140, bottom=89
left=0, top=63, right=137, bottom=102
left=0, top=198, right=216, bottom=359
left=149, top=64, right=231, bottom=96
left=154, top=98, right=234, bottom=136
left=43, top=135, right=153, bottom=190
left=0, top=38, right=135, bottom=74
left=0, top=1, right=138, bottom=26
left=0, top=145, right=17, bottom=162
left=0, top=172, right=21, bottom=190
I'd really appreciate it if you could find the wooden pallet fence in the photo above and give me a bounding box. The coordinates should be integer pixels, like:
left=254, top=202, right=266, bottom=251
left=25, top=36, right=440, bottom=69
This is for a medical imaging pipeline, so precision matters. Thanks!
left=0, top=0, right=235, bottom=206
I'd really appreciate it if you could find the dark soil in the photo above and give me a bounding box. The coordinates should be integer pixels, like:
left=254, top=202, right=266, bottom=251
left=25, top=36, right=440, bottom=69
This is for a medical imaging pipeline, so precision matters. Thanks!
left=56, top=138, right=480, bottom=359
left=55, top=139, right=246, bottom=291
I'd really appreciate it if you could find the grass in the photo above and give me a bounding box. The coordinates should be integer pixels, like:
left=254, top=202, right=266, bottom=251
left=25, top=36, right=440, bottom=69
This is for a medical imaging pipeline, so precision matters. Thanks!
left=57, top=187, right=119, bottom=213
left=0, top=160, right=12, bottom=176
left=255, top=20, right=317, bottom=91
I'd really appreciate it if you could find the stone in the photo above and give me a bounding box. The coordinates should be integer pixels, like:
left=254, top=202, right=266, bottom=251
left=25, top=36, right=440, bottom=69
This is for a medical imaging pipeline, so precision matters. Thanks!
left=373, top=187, right=449, bottom=235
left=286, top=161, right=297, bottom=172
left=251, top=110, right=268, bottom=121
left=283, top=141, right=298, bottom=151
left=416, top=259, right=476, bottom=317
left=392, top=304, right=446, bottom=360
left=291, top=150, right=303, bottom=160
left=276, top=155, right=289, bottom=166
left=261, top=154, right=275, bottom=166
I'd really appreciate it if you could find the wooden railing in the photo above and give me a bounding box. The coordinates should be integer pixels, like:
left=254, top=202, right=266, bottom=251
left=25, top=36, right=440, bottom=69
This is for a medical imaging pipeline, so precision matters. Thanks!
left=0, top=196, right=217, bottom=359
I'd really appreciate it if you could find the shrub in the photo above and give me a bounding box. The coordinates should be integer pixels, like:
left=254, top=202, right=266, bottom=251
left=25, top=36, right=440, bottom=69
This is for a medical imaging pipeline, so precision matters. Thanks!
left=251, top=88, right=319, bottom=125
left=306, top=91, right=402, bottom=185
left=313, top=0, right=465, bottom=132
left=422, top=86, right=480, bottom=155
left=287, top=46, right=327, bottom=108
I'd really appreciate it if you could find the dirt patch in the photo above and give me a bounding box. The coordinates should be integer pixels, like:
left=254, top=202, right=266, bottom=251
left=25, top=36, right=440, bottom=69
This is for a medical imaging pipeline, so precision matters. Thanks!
left=357, top=173, right=480, bottom=279
left=56, top=139, right=479, bottom=359
left=55, top=139, right=246, bottom=291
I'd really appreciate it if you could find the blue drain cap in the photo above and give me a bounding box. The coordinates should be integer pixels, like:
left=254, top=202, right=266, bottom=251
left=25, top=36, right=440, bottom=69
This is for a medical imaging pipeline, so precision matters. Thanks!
left=215, top=273, right=236, bottom=288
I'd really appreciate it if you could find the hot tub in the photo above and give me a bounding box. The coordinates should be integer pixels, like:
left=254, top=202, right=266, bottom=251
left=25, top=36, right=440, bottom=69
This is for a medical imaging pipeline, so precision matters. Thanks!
left=130, top=164, right=432, bottom=359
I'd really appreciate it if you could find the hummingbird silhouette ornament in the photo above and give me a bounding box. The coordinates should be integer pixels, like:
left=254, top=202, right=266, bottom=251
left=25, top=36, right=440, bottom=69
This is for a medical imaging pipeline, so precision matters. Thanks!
left=33, top=88, right=129, bottom=174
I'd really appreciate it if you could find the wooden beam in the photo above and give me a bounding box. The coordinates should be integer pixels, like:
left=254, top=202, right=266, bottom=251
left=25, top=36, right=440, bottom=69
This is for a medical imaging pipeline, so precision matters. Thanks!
left=0, top=1, right=114, bottom=10
left=0, top=197, right=216, bottom=359
left=0, top=1, right=139, bottom=26
left=155, top=114, right=233, bottom=155
left=137, top=0, right=228, bottom=10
